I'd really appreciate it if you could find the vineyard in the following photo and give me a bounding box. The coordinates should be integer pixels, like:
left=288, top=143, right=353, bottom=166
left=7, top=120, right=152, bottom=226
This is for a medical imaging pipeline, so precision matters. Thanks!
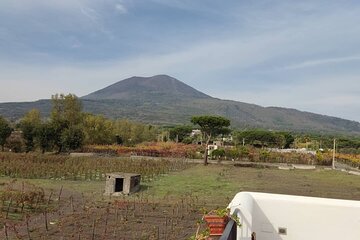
left=331, top=153, right=360, bottom=168
left=83, top=142, right=360, bottom=168
left=0, top=153, right=201, bottom=239
left=0, top=152, right=189, bottom=181
left=0, top=180, right=202, bottom=239
left=83, top=142, right=203, bottom=159
left=248, top=150, right=360, bottom=168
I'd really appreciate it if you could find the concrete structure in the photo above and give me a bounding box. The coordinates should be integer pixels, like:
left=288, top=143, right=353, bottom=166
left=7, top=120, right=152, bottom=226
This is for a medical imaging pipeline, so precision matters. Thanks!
left=267, top=148, right=316, bottom=156
left=104, top=173, right=141, bottom=196
left=227, top=192, right=360, bottom=240
left=70, top=152, right=95, bottom=157
left=213, top=140, right=224, bottom=147
left=207, top=141, right=224, bottom=156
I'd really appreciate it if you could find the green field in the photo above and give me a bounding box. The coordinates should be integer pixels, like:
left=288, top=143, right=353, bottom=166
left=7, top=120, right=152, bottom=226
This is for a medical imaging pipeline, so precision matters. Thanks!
left=144, top=165, right=360, bottom=204
left=2, top=164, right=359, bottom=205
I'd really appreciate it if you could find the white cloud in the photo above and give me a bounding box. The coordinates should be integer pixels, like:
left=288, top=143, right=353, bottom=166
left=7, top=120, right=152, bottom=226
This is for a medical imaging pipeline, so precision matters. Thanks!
left=115, top=3, right=127, bottom=14
left=80, top=6, right=100, bottom=23
left=282, top=56, right=360, bottom=70
left=78, top=5, right=113, bottom=38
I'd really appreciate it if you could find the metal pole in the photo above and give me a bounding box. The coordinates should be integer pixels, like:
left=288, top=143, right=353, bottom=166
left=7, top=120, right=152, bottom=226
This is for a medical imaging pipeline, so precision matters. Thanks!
left=332, top=138, right=336, bottom=169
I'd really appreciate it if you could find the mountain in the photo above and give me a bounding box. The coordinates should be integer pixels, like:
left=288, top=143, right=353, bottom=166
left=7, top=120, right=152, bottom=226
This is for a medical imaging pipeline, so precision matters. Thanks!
left=1, top=75, right=360, bottom=135
left=83, top=75, right=210, bottom=101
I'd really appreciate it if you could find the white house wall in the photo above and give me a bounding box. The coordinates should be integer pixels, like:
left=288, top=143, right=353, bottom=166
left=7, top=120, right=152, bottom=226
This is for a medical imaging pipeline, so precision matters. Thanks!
left=228, top=192, right=360, bottom=240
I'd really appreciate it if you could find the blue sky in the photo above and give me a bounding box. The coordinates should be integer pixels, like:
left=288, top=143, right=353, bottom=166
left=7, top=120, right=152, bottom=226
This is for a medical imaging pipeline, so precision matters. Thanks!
left=0, top=0, right=360, bottom=121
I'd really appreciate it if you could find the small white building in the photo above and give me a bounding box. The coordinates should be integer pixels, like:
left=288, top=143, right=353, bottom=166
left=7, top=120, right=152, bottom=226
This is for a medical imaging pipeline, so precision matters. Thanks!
left=191, top=129, right=202, bottom=137
left=227, top=192, right=360, bottom=240
left=267, top=148, right=317, bottom=155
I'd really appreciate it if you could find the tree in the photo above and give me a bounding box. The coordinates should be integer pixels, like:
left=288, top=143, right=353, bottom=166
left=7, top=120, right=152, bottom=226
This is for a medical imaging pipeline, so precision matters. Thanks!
left=280, top=132, right=295, bottom=149
left=236, top=130, right=288, bottom=148
left=5, top=131, right=24, bottom=153
left=19, top=109, right=41, bottom=152
left=113, top=120, right=132, bottom=145
left=169, top=125, right=193, bottom=143
left=51, top=93, right=83, bottom=126
left=191, top=115, right=230, bottom=165
left=115, top=135, right=123, bottom=145
left=83, top=114, right=115, bottom=145
left=61, top=126, right=84, bottom=151
left=51, top=118, right=69, bottom=153
left=211, top=148, right=225, bottom=159
left=0, top=116, right=12, bottom=151
left=113, top=120, right=157, bottom=146
left=50, top=94, right=84, bottom=152
left=36, top=123, right=55, bottom=154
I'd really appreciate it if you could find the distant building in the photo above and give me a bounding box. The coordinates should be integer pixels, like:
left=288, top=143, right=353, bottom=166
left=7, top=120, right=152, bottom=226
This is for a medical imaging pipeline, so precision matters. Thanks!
left=190, top=129, right=202, bottom=137
left=267, top=148, right=316, bottom=155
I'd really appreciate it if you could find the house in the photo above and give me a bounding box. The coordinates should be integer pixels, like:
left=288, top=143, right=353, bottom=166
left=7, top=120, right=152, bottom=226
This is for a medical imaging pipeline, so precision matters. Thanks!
left=222, top=192, right=360, bottom=240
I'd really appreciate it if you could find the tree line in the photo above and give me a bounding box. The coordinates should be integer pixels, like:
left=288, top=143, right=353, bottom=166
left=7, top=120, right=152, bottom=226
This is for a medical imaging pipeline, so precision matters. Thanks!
left=169, top=124, right=360, bottom=154
left=1, top=94, right=358, bottom=156
left=0, top=94, right=157, bottom=153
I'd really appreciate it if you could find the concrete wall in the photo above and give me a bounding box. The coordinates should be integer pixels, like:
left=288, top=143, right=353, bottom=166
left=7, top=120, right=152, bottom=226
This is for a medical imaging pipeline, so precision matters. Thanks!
left=104, top=175, right=116, bottom=195
left=130, top=176, right=141, bottom=193
left=228, top=192, right=360, bottom=240
left=104, top=173, right=141, bottom=195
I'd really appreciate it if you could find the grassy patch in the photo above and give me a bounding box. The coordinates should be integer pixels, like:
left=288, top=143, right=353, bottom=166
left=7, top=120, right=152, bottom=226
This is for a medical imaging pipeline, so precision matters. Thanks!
left=0, top=177, right=104, bottom=200
left=145, top=165, right=360, bottom=206
left=144, top=165, right=239, bottom=205
left=1, top=165, right=359, bottom=207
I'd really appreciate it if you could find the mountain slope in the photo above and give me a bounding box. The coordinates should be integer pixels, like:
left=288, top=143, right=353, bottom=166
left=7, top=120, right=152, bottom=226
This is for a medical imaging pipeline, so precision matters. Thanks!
left=0, top=75, right=359, bottom=135
left=82, top=75, right=210, bottom=101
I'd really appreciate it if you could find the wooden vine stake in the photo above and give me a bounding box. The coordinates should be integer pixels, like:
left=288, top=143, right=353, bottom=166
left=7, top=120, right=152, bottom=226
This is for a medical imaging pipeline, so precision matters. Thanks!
left=58, top=185, right=63, bottom=202
left=44, top=210, right=48, bottom=232
left=91, top=219, right=96, bottom=240
left=5, top=198, right=12, bottom=220
left=164, top=217, right=168, bottom=240
left=157, top=225, right=160, bottom=240
left=26, top=215, right=31, bottom=240
left=70, top=195, right=74, bottom=213
left=47, top=191, right=53, bottom=207
left=113, top=207, right=119, bottom=238
left=4, top=223, right=9, bottom=240
left=103, top=208, right=109, bottom=237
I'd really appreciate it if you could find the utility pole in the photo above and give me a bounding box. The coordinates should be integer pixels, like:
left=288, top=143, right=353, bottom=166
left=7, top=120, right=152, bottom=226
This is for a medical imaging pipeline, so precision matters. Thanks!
left=332, top=138, right=336, bottom=170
